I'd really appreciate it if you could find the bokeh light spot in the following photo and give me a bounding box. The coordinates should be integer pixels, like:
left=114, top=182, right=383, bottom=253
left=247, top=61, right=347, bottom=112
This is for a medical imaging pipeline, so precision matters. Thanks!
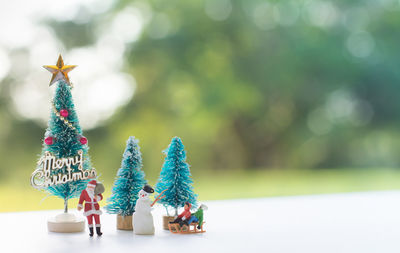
left=205, top=0, right=232, bottom=21
left=346, top=31, right=375, bottom=58
left=307, top=108, right=332, bottom=135
left=0, top=47, right=11, bottom=82
left=252, top=2, right=276, bottom=30
left=111, top=7, right=143, bottom=43
left=273, top=1, right=300, bottom=26
left=147, top=13, right=172, bottom=39
left=305, top=0, right=338, bottom=28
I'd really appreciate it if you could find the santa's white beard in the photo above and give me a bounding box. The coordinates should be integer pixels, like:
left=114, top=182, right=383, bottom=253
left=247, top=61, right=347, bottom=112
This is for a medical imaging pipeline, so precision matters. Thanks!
left=87, top=188, right=95, bottom=199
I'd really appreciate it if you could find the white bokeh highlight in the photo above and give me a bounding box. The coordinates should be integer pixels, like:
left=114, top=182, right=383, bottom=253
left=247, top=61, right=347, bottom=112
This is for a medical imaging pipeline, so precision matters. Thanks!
left=2, top=0, right=142, bottom=129
left=0, top=47, right=11, bottom=82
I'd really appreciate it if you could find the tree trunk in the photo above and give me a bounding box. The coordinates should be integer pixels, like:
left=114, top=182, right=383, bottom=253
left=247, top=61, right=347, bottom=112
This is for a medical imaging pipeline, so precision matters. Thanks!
left=64, top=198, right=68, bottom=213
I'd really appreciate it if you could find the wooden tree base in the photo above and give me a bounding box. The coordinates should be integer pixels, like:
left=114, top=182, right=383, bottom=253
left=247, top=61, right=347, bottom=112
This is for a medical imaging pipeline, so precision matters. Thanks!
left=47, top=213, right=85, bottom=233
left=163, top=216, right=175, bottom=230
left=117, top=215, right=133, bottom=230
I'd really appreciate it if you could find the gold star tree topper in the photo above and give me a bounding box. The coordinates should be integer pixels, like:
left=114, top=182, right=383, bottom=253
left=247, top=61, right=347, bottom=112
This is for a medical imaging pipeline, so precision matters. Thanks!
left=43, top=55, right=77, bottom=86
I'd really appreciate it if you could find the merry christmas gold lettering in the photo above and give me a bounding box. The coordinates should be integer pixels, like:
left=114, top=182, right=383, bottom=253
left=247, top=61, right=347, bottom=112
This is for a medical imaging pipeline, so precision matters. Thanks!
left=30, top=150, right=96, bottom=189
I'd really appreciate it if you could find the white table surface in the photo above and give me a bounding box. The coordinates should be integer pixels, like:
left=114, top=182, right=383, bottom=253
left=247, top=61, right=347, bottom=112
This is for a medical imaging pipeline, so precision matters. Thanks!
left=1, top=191, right=400, bottom=253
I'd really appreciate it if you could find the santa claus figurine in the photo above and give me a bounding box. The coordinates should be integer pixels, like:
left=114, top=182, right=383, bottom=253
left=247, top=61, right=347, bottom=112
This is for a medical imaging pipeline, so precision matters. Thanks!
left=77, top=180, right=103, bottom=236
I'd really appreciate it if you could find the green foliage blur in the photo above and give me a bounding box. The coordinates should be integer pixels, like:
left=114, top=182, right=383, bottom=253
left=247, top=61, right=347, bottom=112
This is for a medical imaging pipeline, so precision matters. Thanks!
left=1, top=0, right=400, bottom=210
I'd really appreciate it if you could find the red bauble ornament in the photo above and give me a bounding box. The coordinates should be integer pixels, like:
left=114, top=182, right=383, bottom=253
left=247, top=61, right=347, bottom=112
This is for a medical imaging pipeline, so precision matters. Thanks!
left=44, top=136, right=54, bottom=145
left=80, top=136, right=88, bottom=145
left=60, top=109, right=69, bottom=118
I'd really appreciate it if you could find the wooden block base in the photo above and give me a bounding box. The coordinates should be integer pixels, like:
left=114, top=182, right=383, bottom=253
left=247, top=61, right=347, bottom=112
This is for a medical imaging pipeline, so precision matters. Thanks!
left=163, top=216, right=175, bottom=230
left=47, top=213, right=85, bottom=233
left=117, top=215, right=133, bottom=230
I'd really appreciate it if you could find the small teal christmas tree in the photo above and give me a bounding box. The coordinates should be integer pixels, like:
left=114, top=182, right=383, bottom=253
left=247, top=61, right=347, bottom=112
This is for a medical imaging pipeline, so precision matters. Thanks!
left=31, top=55, right=96, bottom=214
left=106, top=137, right=147, bottom=217
left=155, top=137, right=197, bottom=216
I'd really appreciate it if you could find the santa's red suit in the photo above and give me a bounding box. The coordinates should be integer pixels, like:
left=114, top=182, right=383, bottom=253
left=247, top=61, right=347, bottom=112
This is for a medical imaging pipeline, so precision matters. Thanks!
left=78, top=180, right=103, bottom=234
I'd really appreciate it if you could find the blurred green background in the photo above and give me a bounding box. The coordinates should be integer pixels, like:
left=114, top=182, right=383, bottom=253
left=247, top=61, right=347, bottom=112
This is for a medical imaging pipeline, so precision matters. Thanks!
left=2, top=0, right=400, bottom=212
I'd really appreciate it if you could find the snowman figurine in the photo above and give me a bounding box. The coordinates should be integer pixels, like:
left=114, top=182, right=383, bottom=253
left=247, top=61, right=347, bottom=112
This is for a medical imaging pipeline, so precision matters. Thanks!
left=133, top=185, right=156, bottom=235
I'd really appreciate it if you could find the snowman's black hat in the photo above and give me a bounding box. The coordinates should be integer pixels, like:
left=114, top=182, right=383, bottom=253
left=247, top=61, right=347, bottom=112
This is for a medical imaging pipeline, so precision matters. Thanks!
left=143, top=185, right=154, bottom=193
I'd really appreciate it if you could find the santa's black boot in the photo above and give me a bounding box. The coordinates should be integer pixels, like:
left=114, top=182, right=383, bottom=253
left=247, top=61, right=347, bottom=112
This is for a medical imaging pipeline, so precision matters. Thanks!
left=96, top=226, right=103, bottom=236
left=89, top=227, right=94, bottom=237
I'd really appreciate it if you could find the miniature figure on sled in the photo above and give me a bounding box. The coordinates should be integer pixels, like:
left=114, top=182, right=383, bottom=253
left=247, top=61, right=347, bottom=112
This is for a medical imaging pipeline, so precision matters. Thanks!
left=168, top=202, right=208, bottom=234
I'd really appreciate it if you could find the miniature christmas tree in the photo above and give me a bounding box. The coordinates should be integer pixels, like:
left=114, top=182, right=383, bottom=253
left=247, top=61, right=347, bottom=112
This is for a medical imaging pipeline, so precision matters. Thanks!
left=106, top=137, right=147, bottom=217
left=155, top=137, right=197, bottom=216
left=30, top=55, right=96, bottom=221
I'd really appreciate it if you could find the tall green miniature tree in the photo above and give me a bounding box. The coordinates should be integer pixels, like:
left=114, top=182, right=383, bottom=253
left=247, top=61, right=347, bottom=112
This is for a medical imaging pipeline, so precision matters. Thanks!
left=155, top=137, right=197, bottom=216
left=32, top=55, right=95, bottom=213
left=106, top=137, right=147, bottom=216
